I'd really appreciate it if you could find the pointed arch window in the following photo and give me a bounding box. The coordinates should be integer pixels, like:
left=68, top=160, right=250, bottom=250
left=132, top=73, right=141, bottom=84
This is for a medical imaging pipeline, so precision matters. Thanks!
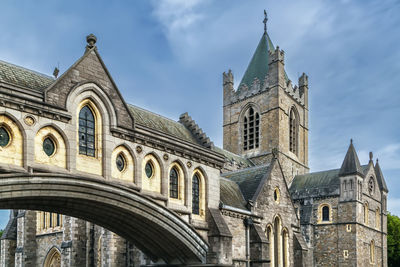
left=370, top=240, right=375, bottom=263
left=170, top=168, right=179, bottom=199
left=192, top=174, right=200, bottom=215
left=243, top=107, right=259, bottom=151
left=79, top=105, right=95, bottom=157
left=289, top=108, right=298, bottom=154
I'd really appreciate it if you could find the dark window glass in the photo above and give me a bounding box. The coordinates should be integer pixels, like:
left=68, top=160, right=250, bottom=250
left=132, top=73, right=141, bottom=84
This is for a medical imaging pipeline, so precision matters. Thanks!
left=116, top=154, right=125, bottom=172
left=56, top=214, right=60, bottom=227
left=169, top=168, right=179, bottom=199
left=145, top=162, right=153, bottom=178
left=79, top=105, right=95, bottom=157
left=192, top=174, right=200, bottom=215
left=43, top=213, right=46, bottom=228
left=243, top=107, right=259, bottom=151
left=0, top=127, right=10, bottom=147
left=289, top=109, right=297, bottom=154
left=322, top=206, right=330, bottom=221
left=43, top=137, right=56, bottom=156
left=274, top=189, right=278, bottom=202
left=49, top=212, right=53, bottom=227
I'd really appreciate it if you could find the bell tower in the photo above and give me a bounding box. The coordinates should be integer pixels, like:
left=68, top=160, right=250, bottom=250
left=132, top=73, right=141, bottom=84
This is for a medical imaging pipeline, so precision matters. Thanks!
left=222, top=11, right=309, bottom=183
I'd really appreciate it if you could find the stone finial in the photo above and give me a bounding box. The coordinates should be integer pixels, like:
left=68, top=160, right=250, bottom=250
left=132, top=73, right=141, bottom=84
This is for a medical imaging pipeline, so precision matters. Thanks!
left=86, top=34, right=97, bottom=49
left=272, top=147, right=279, bottom=158
left=53, top=67, right=59, bottom=78
left=299, top=73, right=308, bottom=87
left=223, top=69, right=234, bottom=86
left=369, top=151, right=373, bottom=162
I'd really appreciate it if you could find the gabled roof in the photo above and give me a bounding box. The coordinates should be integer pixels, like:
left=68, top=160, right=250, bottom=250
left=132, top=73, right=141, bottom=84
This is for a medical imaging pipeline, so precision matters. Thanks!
left=221, top=164, right=271, bottom=201
left=0, top=60, right=53, bottom=91
left=238, top=32, right=275, bottom=91
left=375, top=160, right=388, bottom=192
left=212, top=146, right=254, bottom=168
left=339, top=141, right=364, bottom=177
left=128, top=104, right=201, bottom=145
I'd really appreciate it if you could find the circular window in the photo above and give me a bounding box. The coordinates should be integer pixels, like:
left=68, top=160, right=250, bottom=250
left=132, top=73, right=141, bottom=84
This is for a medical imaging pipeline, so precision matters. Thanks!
left=0, top=127, right=10, bottom=147
left=273, top=187, right=280, bottom=203
left=116, top=153, right=126, bottom=172
left=43, top=137, right=56, bottom=156
left=145, top=162, right=154, bottom=178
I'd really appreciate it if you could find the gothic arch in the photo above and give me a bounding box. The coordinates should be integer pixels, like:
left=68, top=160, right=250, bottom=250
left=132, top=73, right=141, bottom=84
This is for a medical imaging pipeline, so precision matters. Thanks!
left=288, top=106, right=299, bottom=155
left=43, top=246, right=61, bottom=267
left=192, top=167, right=207, bottom=218
left=35, top=125, right=68, bottom=169
left=168, top=160, right=186, bottom=204
left=0, top=112, right=25, bottom=167
left=239, top=103, right=261, bottom=152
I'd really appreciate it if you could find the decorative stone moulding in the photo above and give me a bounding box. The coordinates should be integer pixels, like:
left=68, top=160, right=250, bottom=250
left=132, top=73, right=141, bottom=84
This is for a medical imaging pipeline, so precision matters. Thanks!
left=136, top=146, right=142, bottom=154
left=186, top=161, right=192, bottom=168
left=24, top=115, right=36, bottom=126
left=163, top=154, right=169, bottom=161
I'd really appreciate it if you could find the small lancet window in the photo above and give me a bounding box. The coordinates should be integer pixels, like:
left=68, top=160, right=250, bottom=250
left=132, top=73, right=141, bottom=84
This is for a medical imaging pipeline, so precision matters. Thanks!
left=243, top=107, right=259, bottom=151
left=322, top=205, right=330, bottom=221
left=169, top=168, right=179, bottom=199
left=79, top=105, right=95, bottom=157
left=192, top=174, right=200, bottom=215
left=289, top=108, right=298, bottom=154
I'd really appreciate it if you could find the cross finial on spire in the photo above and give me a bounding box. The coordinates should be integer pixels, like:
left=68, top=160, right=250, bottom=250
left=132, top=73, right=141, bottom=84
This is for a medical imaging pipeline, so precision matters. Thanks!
left=263, top=10, right=268, bottom=33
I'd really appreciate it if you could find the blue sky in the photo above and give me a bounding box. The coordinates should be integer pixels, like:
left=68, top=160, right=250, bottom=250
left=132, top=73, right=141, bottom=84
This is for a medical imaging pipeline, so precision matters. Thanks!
left=0, top=0, right=399, bottom=229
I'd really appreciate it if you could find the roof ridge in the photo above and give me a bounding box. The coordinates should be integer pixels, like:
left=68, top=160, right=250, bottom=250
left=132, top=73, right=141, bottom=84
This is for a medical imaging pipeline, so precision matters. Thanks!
left=221, top=164, right=269, bottom=176
left=0, top=59, right=54, bottom=80
left=297, top=168, right=340, bottom=176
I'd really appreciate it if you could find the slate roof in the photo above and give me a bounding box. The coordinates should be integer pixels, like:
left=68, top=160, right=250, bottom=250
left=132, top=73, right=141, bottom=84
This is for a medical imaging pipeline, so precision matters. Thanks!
left=375, top=160, right=388, bottom=192
left=128, top=104, right=201, bottom=145
left=221, top=164, right=270, bottom=201
left=213, top=146, right=254, bottom=168
left=290, top=164, right=371, bottom=199
left=220, top=177, right=247, bottom=209
left=0, top=60, right=54, bottom=91
left=339, top=141, right=364, bottom=177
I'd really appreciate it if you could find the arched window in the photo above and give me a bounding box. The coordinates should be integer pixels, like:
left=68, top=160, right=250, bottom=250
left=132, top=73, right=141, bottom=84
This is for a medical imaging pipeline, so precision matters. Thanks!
left=364, top=202, right=369, bottom=225
left=322, top=206, right=330, bottom=222
left=170, top=168, right=179, bottom=199
left=282, top=229, right=289, bottom=267
left=266, top=225, right=274, bottom=267
left=44, top=247, right=61, bottom=267
left=192, top=174, right=200, bottom=215
left=243, top=107, right=259, bottom=151
left=274, top=216, right=281, bottom=267
left=370, top=240, right=375, bottom=263
left=79, top=105, right=95, bottom=157
left=376, top=208, right=380, bottom=229
left=289, top=108, right=298, bottom=154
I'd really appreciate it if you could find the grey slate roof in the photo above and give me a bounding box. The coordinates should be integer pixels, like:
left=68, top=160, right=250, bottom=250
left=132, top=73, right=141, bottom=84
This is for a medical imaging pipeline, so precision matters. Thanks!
left=220, top=177, right=247, bottom=209
left=0, top=60, right=54, bottom=91
left=339, top=141, right=364, bottom=177
left=213, top=146, right=254, bottom=168
left=128, top=104, right=201, bottom=145
left=375, top=160, right=388, bottom=192
left=221, top=164, right=270, bottom=201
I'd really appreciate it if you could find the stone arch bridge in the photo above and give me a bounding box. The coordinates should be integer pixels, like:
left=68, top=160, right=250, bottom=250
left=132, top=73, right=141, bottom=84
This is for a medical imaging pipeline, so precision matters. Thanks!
left=0, top=172, right=208, bottom=265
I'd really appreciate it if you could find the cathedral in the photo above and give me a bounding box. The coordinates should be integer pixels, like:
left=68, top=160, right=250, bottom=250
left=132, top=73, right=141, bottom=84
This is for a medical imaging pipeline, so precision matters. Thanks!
left=0, top=12, right=388, bottom=267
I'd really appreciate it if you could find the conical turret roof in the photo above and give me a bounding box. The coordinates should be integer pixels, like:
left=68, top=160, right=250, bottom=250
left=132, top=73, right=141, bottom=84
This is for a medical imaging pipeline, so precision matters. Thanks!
left=374, top=160, right=388, bottom=192
left=339, top=140, right=364, bottom=177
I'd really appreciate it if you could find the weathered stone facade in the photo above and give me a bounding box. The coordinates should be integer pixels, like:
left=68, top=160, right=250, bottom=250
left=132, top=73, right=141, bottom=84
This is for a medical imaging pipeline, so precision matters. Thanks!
left=0, top=13, right=388, bottom=267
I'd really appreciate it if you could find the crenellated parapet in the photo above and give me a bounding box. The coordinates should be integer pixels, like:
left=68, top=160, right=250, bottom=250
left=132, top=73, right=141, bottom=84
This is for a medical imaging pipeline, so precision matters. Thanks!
left=179, top=112, right=214, bottom=149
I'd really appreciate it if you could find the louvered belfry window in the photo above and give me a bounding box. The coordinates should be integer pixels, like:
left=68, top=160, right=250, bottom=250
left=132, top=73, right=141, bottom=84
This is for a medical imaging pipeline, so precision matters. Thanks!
left=79, top=105, right=95, bottom=157
left=243, top=107, right=259, bottom=151
left=169, top=168, right=179, bottom=199
left=192, top=174, right=200, bottom=215
left=289, top=108, right=298, bottom=154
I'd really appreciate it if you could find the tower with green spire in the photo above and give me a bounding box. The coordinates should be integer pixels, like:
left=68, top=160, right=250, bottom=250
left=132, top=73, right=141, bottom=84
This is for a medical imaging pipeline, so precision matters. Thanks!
left=222, top=11, right=309, bottom=183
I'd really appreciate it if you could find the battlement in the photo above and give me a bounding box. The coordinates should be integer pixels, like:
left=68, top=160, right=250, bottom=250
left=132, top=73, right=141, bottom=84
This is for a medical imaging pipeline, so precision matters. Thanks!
left=179, top=112, right=214, bottom=149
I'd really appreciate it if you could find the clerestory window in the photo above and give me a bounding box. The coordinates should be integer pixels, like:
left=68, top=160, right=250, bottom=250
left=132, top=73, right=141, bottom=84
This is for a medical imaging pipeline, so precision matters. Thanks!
left=170, top=168, right=179, bottom=199
left=79, top=105, right=95, bottom=157
left=243, top=107, right=259, bottom=151
left=192, top=174, right=200, bottom=215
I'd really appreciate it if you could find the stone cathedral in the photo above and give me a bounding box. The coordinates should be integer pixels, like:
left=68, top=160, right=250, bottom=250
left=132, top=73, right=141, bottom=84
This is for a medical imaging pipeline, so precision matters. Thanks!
left=0, top=13, right=388, bottom=267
